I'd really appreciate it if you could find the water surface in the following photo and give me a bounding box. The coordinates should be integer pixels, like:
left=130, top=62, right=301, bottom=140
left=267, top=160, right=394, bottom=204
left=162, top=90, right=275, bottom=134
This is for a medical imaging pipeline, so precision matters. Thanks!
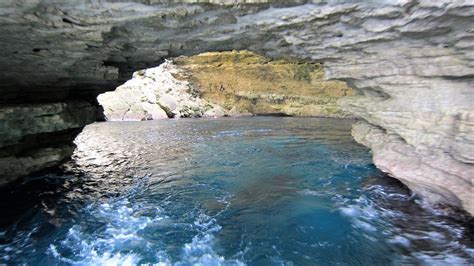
left=0, top=117, right=472, bottom=265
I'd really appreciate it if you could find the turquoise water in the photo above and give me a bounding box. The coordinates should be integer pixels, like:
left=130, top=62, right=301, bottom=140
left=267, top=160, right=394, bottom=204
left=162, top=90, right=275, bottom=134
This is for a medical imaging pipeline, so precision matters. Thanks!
left=0, top=117, right=472, bottom=265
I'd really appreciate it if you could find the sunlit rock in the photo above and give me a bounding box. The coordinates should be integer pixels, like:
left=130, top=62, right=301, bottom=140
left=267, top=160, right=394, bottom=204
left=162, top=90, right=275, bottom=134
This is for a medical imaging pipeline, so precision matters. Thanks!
left=203, top=105, right=226, bottom=118
left=98, top=61, right=213, bottom=120
left=98, top=51, right=354, bottom=120
left=174, top=51, right=354, bottom=117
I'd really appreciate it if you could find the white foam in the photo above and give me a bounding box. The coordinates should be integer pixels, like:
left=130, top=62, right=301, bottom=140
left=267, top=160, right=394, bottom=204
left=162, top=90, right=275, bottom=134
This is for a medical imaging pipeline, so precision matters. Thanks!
left=340, top=207, right=360, bottom=217
left=411, top=252, right=471, bottom=265
left=47, top=198, right=169, bottom=265
left=48, top=198, right=245, bottom=265
left=339, top=195, right=474, bottom=264
left=388, top=236, right=411, bottom=247
left=426, top=231, right=446, bottom=242
left=177, top=212, right=244, bottom=266
left=353, top=220, right=377, bottom=232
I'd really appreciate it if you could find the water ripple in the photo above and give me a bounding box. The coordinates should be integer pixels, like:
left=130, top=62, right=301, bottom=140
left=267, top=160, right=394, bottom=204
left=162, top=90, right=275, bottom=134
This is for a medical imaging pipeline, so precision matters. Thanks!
left=0, top=117, right=472, bottom=265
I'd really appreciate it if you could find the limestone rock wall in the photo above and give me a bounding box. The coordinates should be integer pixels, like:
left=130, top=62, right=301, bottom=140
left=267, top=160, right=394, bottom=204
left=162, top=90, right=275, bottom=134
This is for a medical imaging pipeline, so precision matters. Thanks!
left=0, top=102, right=97, bottom=185
left=98, top=50, right=354, bottom=120
left=174, top=50, right=354, bottom=117
left=0, top=0, right=473, bottom=214
left=97, top=61, right=218, bottom=121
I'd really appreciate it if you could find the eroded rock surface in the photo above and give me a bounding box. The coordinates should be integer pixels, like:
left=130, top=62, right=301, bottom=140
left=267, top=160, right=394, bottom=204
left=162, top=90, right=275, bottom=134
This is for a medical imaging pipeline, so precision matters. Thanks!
left=352, top=121, right=473, bottom=214
left=0, top=0, right=473, bottom=214
left=98, top=61, right=216, bottom=121
left=0, top=102, right=97, bottom=185
left=174, top=50, right=354, bottom=117
left=98, top=51, right=354, bottom=120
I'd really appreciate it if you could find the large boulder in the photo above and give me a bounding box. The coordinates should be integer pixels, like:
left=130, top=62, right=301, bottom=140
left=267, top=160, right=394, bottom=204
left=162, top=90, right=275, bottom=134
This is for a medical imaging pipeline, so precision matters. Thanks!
left=98, top=61, right=214, bottom=121
left=97, top=83, right=168, bottom=121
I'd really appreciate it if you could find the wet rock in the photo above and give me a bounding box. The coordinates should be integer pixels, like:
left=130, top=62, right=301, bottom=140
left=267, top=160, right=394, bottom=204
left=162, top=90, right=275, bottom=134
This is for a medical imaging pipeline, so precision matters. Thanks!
left=0, top=103, right=97, bottom=185
left=351, top=120, right=474, bottom=215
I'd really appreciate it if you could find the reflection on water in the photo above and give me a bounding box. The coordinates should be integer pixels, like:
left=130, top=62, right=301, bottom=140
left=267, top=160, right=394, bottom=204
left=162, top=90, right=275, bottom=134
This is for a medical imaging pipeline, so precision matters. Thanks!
left=0, top=117, right=472, bottom=265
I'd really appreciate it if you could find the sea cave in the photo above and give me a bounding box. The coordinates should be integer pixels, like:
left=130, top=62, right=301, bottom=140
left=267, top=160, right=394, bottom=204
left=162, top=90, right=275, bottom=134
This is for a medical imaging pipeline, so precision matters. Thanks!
left=0, top=1, right=473, bottom=265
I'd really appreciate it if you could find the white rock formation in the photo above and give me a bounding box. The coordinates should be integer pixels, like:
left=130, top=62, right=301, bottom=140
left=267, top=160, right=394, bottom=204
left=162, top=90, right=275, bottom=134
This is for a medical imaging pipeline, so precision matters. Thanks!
left=0, top=0, right=472, bottom=214
left=98, top=61, right=220, bottom=120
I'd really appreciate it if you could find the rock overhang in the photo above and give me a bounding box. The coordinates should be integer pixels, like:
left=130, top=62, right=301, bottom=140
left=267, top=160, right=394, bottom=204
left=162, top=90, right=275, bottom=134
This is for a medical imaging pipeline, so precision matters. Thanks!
left=5, top=0, right=470, bottom=103
left=1, top=1, right=325, bottom=103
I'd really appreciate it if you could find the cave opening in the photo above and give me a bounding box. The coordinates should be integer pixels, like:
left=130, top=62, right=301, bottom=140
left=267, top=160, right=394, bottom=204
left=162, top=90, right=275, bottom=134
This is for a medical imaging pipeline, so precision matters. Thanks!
left=1, top=0, right=473, bottom=264
left=96, top=50, right=356, bottom=121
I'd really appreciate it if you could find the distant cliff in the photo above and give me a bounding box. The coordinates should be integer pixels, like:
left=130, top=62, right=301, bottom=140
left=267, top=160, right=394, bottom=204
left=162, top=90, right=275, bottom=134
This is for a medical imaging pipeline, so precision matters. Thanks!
left=97, top=51, right=354, bottom=121
left=174, top=51, right=354, bottom=117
